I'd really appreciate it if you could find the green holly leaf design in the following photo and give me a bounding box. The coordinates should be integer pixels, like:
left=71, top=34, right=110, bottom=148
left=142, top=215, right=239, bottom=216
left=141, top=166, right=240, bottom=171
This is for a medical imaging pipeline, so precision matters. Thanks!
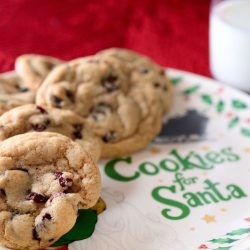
left=53, top=209, right=97, bottom=246
left=228, top=117, right=239, bottom=129
left=170, top=77, right=183, bottom=86
left=216, top=100, right=225, bottom=113
left=241, top=128, right=250, bottom=137
left=215, top=247, right=231, bottom=250
left=226, top=227, right=250, bottom=236
left=232, top=99, right=248, bottom=109
left=183, top=85, right=200, bottom=95
left=201, top=94, right=213, bottom=105
left=209, top=238, right=237, bottom=244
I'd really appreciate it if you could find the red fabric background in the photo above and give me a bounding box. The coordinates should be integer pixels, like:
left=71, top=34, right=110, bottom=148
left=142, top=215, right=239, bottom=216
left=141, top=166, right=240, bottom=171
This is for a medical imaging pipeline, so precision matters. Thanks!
left=0, top=0, right=210, bottom=76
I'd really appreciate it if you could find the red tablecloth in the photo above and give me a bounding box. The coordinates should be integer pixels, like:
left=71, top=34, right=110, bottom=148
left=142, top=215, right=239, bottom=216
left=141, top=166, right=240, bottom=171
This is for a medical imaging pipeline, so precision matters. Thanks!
left=0, top=0, right=210, bottom=76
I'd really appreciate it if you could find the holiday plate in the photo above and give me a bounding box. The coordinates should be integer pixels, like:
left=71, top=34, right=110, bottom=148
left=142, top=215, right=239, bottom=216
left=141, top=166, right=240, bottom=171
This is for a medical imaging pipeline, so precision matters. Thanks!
left=1, top=69, right=250, bottom=250
left=77, top=69, right=250, bottom=250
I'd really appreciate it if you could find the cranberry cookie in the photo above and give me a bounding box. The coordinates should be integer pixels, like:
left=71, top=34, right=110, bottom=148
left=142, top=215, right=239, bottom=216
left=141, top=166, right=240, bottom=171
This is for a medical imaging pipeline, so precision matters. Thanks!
left=0, top=73, right=35, bottom=115
left=0, top=104, right=102, bottom=162
left=97, top=48, right=173, bottom=113
left=36, top=55, right=172, bottom=158
left=0, top=132, right=101, bottom=249
left=15, top=54, right=64, bottom=90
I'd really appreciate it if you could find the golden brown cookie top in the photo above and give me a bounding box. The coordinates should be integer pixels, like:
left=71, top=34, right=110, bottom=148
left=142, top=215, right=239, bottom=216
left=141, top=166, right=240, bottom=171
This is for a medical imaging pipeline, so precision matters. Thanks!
left=0, top=104, right=102, bottom=162
left=0, top=73, right=35, bottom=115
left=15, top=54, right=64, bottom=90
left=0, top=132, right=101, bottom=249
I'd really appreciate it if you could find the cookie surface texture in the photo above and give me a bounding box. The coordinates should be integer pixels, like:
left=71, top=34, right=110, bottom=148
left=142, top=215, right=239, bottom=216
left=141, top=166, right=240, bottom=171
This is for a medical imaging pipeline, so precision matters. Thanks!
left=15, top=54, right=64, bottom=90
left=0, top=73, right=35, bottom=115
left=0, top=104, right=102, bottom=162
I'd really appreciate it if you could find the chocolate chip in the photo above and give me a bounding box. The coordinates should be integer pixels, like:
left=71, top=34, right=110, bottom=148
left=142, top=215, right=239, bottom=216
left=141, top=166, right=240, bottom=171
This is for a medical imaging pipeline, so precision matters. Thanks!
left=33, top=228, right=40, bottom=241
left=42, top=213, right=52, bottom=221
left=45, top=62, right=54, bottom=71
left=0, top=189, right=6, bottom=196
left=65, top=89, right=74, bottom=103
left=153, top=82, right=161, bottom=88
left=163, top=85, right=168, bottom=91
left=102, top=74, right=119, bottom=92
left=91, top=103, right=112, bottom=121
left=36, top=105, right=47, bottom=114
left=19, top=86, right=29, bottom=92
left=102, top=131, right=116, bottom=143
left=50, top=95, right=62, bottom=108
left=73, top=124, right=83, bottom=139
left=26, top=192, right=48, bottom=203
left=140, top=68, right=149, bottom=74
left=31, top=119, right=50, bottom=132
left=49, top=238, right=55, bottom=242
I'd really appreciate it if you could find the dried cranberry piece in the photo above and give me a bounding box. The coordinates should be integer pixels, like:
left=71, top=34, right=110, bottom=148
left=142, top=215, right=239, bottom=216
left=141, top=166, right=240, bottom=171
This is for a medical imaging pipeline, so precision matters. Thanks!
left=102, top=130, right=116, bottom=143
left=36, top=105, right=47, bottom=114
left=65, top=89, right=75, bottom=102
left=73, top=124, right=83, bottom=139
left=42, top=213, right=52, bottom=221
left=48, top=192, right=63, bottom=202
left=159, top=69, right=165, bottom=75
left=102, top=74, right=119, bottom=92
left=31, top=119, right=50, bottom=132
left=54, top=172, right=73, bottom=188
left=50, top=95, right=62, bottom=108
left=59, top=177, right=73, bottom=187
left=54, top=172, right=63, bottom=179
left=26, top=192, right=48, bottom=203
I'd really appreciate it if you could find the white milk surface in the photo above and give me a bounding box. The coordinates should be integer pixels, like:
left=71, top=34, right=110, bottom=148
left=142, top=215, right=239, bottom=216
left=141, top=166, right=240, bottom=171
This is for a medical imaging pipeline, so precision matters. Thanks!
left=210, top=0, right=250, bottom=91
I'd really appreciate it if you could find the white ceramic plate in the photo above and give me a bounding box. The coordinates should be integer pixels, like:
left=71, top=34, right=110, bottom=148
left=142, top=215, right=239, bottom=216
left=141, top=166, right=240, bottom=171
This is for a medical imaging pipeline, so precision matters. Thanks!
left=71, top=69, right=250, bottom=250
left=1, top=69, right=250, bottom=250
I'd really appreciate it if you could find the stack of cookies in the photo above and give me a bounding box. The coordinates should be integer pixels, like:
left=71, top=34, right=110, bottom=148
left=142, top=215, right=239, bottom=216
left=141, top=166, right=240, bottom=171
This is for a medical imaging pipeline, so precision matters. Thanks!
left=0, top=48, right=172, bottom=249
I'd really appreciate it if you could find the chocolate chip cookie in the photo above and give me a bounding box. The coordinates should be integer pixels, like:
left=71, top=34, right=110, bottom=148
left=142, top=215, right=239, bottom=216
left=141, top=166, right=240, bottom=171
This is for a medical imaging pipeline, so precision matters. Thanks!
left=0, top=132, right=101, bottom=249
left=97, top=48, right=173, bottom=113
left=0, top=104, right=102, bottom=162
left=0, top=73, right=35, bottom=115
left=15, top=54, right=64, bottom=90
left=36, top=54, right=172, bottom=157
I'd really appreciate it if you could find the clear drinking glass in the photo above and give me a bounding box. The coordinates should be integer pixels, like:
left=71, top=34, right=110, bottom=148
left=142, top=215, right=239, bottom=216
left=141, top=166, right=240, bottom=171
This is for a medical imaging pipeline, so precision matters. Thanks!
left=209, top=0, right=250, bottom=92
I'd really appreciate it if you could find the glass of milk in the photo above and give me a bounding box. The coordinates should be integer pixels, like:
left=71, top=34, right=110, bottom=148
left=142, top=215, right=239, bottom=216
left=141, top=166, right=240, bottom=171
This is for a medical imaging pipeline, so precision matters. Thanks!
left=210, top=0, right=250, bottom=92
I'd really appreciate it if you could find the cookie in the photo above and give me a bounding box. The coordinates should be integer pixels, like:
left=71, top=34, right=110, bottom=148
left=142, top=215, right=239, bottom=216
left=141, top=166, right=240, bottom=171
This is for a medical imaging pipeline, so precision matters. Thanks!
left=97, top=48, right=173, bottom=113
left=15, top=54, right=64, bottom=90
left=0, top=132, right=101, bottom=249
left=0, top=104, right=102, bottom=162
left=0, top=73, right=35, bottom=115
left=36, top=55, right=171, bottom=158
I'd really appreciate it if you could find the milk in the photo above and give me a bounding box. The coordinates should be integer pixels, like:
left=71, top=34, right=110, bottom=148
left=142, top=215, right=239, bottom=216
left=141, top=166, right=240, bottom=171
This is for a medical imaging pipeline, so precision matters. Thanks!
left=210, top=0, right=250, bottom=92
